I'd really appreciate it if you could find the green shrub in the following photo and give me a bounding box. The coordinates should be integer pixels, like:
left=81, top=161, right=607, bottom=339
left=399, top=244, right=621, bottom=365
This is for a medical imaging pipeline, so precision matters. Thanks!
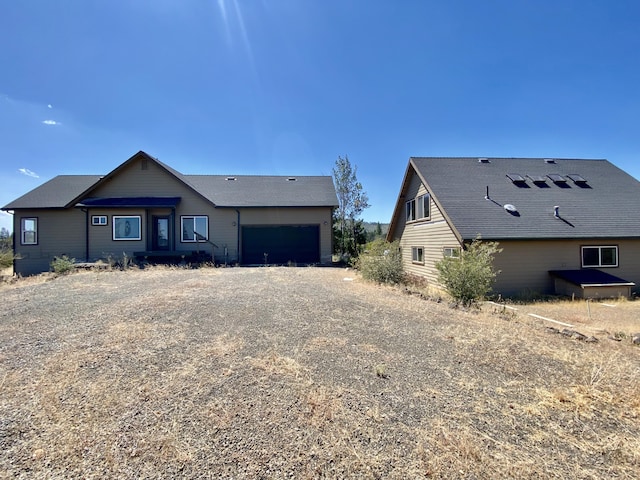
left=50, top=255, right=75, bottom=274
left=435, top=238, right=502, bottom=306
left=355, top=239, right=403, bottom=284
left=0, top=247, right=14, bottom=269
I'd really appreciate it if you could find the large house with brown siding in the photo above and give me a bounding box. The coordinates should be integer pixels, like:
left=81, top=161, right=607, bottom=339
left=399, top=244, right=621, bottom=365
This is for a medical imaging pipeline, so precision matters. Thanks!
left=3, top=151, right=338, bottom=276
left=387, top=157, right=640, bottom=298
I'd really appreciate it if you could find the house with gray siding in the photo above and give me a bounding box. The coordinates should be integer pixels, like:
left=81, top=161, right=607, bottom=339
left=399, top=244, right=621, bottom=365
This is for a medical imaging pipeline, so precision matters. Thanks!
left=387, top=157, right=640, bottom=298
left=3, top=151, right=338, bottom=275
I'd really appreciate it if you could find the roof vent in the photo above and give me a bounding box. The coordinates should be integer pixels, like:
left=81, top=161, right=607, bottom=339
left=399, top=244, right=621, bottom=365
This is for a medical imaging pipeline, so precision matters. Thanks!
left=504, top=204, right=517, bottom=213
left=287, top=177, right=297, bottom=181
left=478, top=158, right=490, bottom=163
left=226, top=177, right=237, bottom=181
left=544, top=159, right=556, bottom=164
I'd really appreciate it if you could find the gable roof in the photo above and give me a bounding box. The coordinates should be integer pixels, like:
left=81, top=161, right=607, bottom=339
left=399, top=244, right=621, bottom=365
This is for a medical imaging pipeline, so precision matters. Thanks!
left=2, top=151, right=338, bottom=210
left=389, top=157, right=640, bottom=241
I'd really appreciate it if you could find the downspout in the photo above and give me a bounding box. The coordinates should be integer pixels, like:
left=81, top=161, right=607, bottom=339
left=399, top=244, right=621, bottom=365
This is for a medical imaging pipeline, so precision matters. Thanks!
left=11, top=211, right=16, bottom=276
left=235, top=209, right=241, bottom=264
left=82, top=208, right=89, bottom=261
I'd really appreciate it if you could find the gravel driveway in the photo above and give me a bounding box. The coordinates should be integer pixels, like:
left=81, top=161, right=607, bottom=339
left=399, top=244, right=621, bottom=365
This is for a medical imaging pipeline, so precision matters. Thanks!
left=1, top=266, right=638, bottom=479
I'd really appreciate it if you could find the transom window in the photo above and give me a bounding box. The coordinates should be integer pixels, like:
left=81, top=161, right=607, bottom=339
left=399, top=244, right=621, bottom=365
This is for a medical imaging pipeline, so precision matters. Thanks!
left=581, top=246, right=618, bottom=268
left=92, top=215, right=107, bottom=226
left=443, top=247, right=461, bottom=258
left=181, top=216, right=209, bottom=242
left=411, top=246, right=424, bottom=264
left=21, top=217, right=38, bottom=245
left=113, top=216, right=141, bottom=240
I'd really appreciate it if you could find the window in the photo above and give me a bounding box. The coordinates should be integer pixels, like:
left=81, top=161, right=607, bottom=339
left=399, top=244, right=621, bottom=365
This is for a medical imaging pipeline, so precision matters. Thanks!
left=411, top=246, right=424, bottom=264
left=21, top=217, right=37, bottom=245
left=417, top=194, right=430, bottom=219
left=443, top=247, right=461, bottom=258
left=181, top=216, right=208, bottom=242
left=92, top=215, right=107, bottom=226
left=406, top=199, right=415, bottom=222
left=113, top=216, right=141, bottom=240
left=582, top=246, right=618, bottom=268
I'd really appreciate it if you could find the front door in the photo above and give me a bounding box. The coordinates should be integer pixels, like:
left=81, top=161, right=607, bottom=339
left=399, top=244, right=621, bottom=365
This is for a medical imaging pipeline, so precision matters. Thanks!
left=152, top=216, right=170, bottom=250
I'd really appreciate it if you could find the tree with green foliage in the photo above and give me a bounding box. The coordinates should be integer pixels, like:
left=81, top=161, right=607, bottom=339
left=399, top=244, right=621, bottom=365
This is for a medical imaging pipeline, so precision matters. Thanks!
left=435, top=238, right=502, bottom=306
left=332, top=155, right=370, bottom=257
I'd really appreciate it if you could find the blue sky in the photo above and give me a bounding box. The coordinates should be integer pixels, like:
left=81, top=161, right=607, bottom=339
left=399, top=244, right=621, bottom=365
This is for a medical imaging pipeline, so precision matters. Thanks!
left=2, top=1, right=640, bottom=233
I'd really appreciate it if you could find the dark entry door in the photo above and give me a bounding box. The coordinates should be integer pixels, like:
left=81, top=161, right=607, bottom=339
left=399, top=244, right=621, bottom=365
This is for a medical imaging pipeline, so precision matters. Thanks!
left=152, top=216, right=170, bottom=250
left=241, top=225, right=320, bottom=264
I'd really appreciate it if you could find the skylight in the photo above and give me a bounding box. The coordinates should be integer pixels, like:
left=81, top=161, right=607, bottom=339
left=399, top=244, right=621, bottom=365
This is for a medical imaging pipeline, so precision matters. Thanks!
left=566, top=174, right=587, bottom=184
left=547, top=174, right=566, bottom=183
left=506, top=173, right=526, bottom=183
left=527, top=174, right=547, bottom=183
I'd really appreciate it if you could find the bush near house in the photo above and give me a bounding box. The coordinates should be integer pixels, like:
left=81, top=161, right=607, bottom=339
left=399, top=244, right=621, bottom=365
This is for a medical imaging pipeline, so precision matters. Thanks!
left=355, top=239, right=403, bottom=284
left=435, top=238, right=502, bottom=306
left=50, top=255, right=76, bottom=275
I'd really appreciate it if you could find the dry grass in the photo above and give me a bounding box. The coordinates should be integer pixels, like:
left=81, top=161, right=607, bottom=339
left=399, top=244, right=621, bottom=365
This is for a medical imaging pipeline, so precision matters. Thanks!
left=1, top=266, right=639, bottom=479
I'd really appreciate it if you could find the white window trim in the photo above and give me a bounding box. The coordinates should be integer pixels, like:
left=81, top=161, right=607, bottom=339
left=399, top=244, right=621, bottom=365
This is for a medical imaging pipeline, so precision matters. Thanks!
left=417, top=193, right=430, bottom=220
left=112, top=216, right=142, bottom=241
left=92, top=215, right=108, bottom=226
left=181, top=215, right=209, bottom=242
left=21, top=217, right=38, bottom=245
left=411, top=246, right=424, bottom=264
left=406, top=199, right=416, bottom=222
left=581, top=245, right=618, bottom=268
left=443, top=246, right=460, bottom=258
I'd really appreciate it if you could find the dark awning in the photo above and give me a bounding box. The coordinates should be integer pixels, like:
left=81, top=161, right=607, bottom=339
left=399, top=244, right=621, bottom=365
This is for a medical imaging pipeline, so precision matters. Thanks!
left=77, top=197, right=181, bottom=208
left=549, top=269, right=635, bottom=287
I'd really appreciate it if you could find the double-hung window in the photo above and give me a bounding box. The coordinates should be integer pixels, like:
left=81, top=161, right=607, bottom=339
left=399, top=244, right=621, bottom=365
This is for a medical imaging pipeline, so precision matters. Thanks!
left=412, top=246, right=424, bottom=264
left=21, top=218, right=38, bottom=245
left=181, top=216, right=208, bottom=242
left=582, top=246, right=618, bottom=268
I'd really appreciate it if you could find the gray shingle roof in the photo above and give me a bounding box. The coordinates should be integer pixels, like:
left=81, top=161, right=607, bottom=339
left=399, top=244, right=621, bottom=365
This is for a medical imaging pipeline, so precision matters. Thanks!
left=409, top=157, right=640, bottom=240
left=2, top=154, right=338, bottom=210
left=2, top=175, right=102, bottom=209
left=184, top=175, right=338, bottom=207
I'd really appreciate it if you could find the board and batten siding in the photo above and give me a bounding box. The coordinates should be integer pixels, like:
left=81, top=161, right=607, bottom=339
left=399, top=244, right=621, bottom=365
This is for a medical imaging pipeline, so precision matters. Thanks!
left=492, top=238, right=640, bottom=296
left=13, top=208, right=86, bottom=275
left=391, top=172, right=461, bottom=284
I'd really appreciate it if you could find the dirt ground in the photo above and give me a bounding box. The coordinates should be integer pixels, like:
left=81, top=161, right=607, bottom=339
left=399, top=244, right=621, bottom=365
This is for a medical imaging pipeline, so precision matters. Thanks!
left=1, top=266, right=639, bottom=479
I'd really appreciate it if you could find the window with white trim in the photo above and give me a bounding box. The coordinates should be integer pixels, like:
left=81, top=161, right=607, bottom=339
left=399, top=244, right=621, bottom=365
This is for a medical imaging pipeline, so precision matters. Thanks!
left=581, top=246, right=618, bottom=268
left=443, top=246, right=460, bottom=258
left=181, top=216, right=209, bottom=242
left=406, top=199, right=415, bottom=222
left=21, top=217, right=37, bottom=245
left=417, top=193, right=430, bottom=219
left=92, top=215, right=107, bottom=226
left=113, top=216, right=141, bottom=240
left=411, top=246, right=424, bottom=264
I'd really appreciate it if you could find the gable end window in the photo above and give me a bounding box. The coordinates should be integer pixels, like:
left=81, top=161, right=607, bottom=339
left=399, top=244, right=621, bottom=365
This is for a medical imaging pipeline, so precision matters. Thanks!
left=406, top=199, right=415, bottom=222
left=21, top=217, right=38, bottom=245
left=113, top=216, right=141, bottom=240
left=406, top=193, right=430, bottom=223
left=417, top=193, right=430, bottom=220
left=582, top=246, right=618, bottom=268
left=411, top=246, right=424, bottom=264
left=92, top=215, right=108, bottom=226
left=181, top=216, right=209, bottom=242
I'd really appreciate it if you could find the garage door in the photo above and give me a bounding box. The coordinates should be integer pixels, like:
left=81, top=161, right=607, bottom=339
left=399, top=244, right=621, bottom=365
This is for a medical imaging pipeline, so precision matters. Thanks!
left=241, top=225, right=320, bottom=265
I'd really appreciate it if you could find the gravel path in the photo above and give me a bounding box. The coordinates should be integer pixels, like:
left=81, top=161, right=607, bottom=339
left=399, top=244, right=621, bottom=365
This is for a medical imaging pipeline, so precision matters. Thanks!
left=1, top=267, right=638, bottom=479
